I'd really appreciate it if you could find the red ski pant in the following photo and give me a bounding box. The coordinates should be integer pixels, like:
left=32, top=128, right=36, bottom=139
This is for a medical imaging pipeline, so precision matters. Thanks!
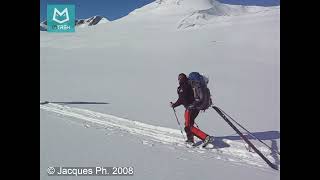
left=184, top=109, right=208, bottom=141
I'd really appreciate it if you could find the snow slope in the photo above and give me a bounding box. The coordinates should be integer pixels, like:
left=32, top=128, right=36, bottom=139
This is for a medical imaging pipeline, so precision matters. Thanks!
left=41, top=102, right=279, bottom=170
left=40, top=0, right=280, bottom=179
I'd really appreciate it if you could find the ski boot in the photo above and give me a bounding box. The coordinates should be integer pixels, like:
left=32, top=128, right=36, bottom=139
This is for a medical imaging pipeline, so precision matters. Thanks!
left=185, top=137, right=195, bottom=146
left=202, top=136, right=214, bottom=148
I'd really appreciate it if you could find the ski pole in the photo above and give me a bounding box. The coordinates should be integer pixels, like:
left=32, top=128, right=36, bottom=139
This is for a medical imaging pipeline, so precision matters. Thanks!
left=216, top=106, right=280, bottom=155
left=194, top=122, right=200, bottom=129
left=212, top=106, right=278, bottom=170
left=172, top=107, right=186, bottom=139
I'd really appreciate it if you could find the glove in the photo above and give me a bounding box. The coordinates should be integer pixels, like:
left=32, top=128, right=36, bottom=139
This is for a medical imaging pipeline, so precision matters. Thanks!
left=170, top=102, right=175, bottom=108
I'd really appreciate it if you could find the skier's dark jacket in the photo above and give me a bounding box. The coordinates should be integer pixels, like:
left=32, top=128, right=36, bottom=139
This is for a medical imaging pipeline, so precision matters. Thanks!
left=172, top=81, right=195, bottom=109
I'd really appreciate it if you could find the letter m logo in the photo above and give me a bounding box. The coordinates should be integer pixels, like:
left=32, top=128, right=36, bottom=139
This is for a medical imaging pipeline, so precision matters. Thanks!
left=47, top=4, right=75, bottom=32
left=53, top=8, right=69, bottom=24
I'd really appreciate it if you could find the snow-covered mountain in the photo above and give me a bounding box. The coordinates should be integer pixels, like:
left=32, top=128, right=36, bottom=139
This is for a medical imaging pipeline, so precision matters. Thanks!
left=75, top=15, right=109, bottom=27
left=40, top=15, right=109, bottom=31
left=41, top=0, right=280, bottom=179
left=125, top=0, right=279, bottom=29
left=40, top=22, right=47, bottom=31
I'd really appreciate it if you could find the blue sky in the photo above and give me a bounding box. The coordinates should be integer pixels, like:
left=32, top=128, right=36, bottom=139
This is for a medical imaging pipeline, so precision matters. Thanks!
left=40, top=0, right=155, bottom=21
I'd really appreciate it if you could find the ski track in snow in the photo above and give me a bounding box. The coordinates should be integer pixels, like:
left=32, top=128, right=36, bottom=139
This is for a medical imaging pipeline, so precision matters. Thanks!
left=40, top=103, right=279, bottom=172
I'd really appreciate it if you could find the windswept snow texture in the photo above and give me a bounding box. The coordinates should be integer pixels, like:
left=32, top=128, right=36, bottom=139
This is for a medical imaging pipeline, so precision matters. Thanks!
left=41, top=103, right=279, bottom=170
left=41, top=0, right=279, bottom=180
left=219, top=0, right=280, bottom=7
left=127, top=0, right=279, bottom=29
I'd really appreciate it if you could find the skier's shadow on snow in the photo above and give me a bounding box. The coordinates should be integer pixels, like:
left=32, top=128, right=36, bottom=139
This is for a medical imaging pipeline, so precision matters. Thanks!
left=209, top=137, right=231, bottom=149
left=215, top=130, right=280, bottom=167
left=193, top=131, right=280, bottom=149
left=40, top=101, right=109, bottom=105
left=214, top=130, right=280, bottom=149
left=52, top=101, right=109, bottom=105
left=217, top=130, right=280, bottom=141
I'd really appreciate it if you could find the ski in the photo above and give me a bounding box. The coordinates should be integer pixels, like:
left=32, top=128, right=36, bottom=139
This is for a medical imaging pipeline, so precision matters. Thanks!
left=212, top=106, right=279, bottom=170
left=185, top=139, right=215, bottom=149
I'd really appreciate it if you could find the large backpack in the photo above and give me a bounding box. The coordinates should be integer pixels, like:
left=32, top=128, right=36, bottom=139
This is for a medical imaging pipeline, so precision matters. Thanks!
left=188, top=72, right=212, bottom=111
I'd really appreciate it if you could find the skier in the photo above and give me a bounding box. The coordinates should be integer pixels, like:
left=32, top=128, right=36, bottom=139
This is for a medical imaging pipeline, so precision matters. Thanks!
left=170, top=73, right=213, bottom=147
